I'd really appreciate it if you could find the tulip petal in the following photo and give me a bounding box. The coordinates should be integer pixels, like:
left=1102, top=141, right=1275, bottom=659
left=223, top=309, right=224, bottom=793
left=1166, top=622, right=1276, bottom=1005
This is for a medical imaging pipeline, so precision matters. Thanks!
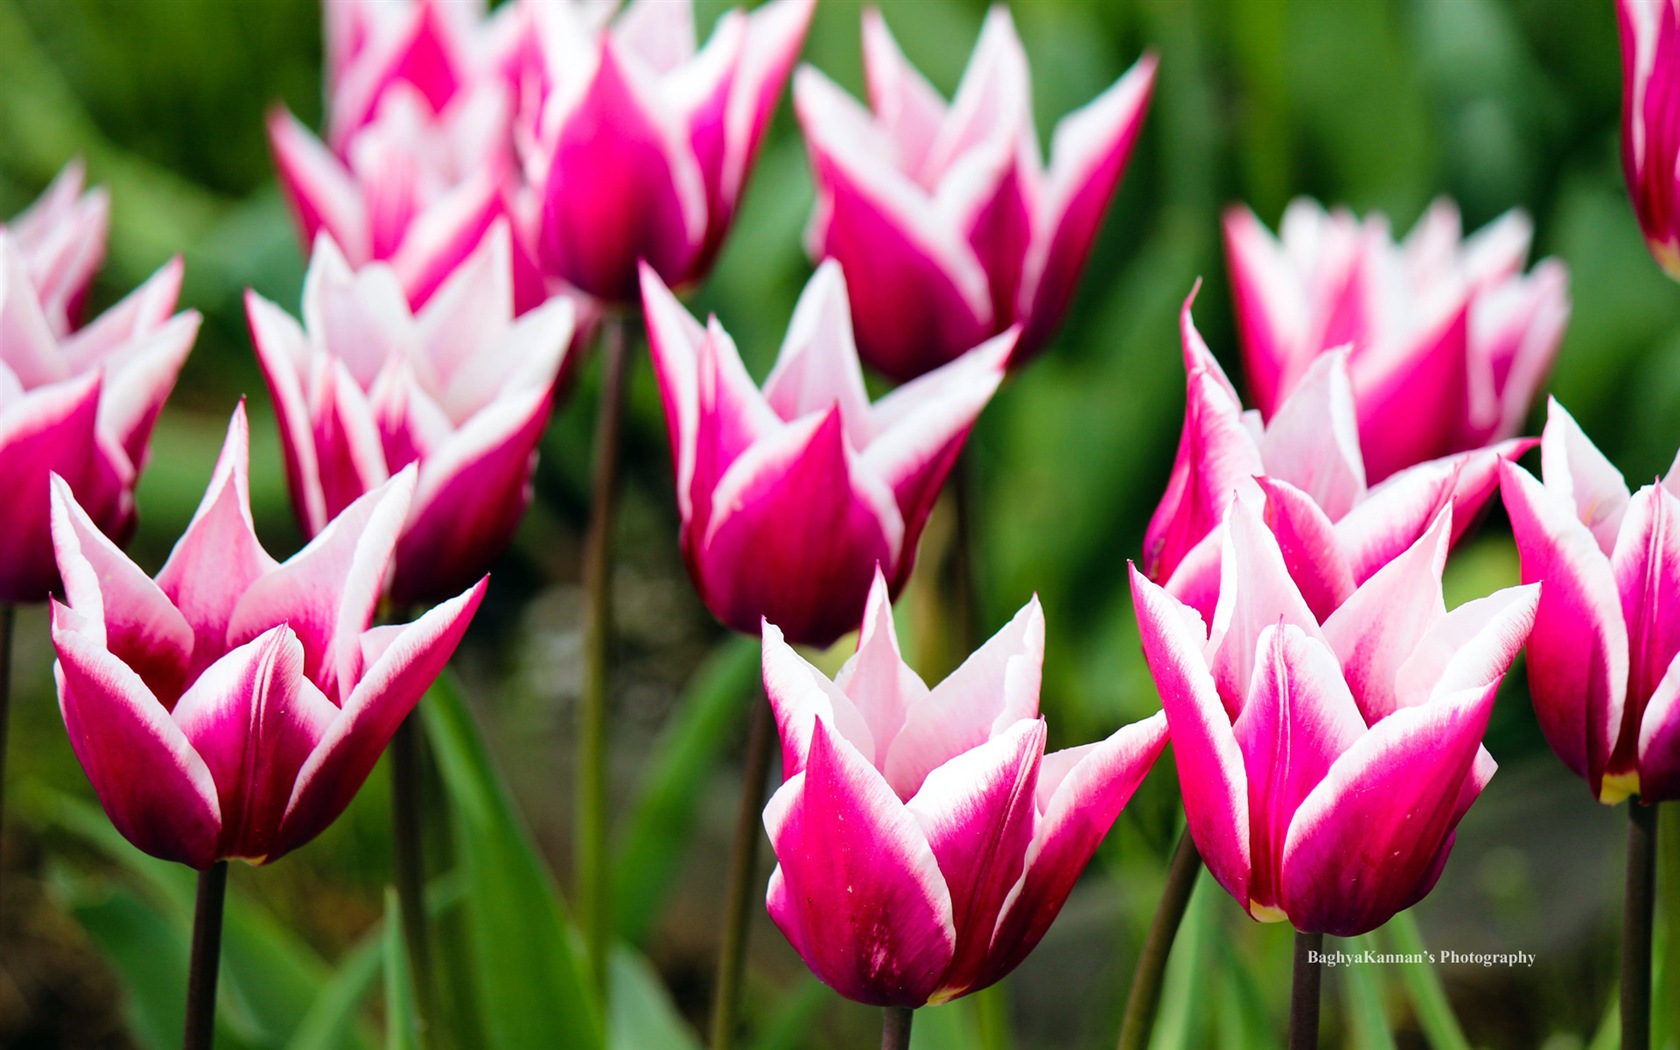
left=95, top=311, right=199, bottom=468
left=1129, top=566, right=1251, bottom=910
left=0, top=371, right=106, bottom=602
left=170, top=625, right=337, bottom=863
left=1018, top=53, right=1156, bottom=358
left=52, top=602, right=221, bottom=868
left=1256, top=349, right=1366, bottom=521
left=834, top=570, right=930, bottom=769
left=1255, top=476, right=1355, bottom=622
left=1637, top=649, right=1680, bottom=801
left=156, top=406, right=283, bottom=674
left=228, top=470, right=414, bottom=702
left=762, top=718, right=956, bottom=1008
left=1322, top=507, right=1450, bottom=723
left=536, top=36, right=707, bottom=300
left=1206, top=499, right=1323, bottom=712
left=885, top=597, right=1045, bottom=799
left=1610, top=483, right=1680, bottom=776
left=696, top=407, right=903, bottom=647
left=276, top=578, right=486, bottom=859
left=906, top=718, right=1045, bottom=1000
left=1541, top=396, right=1631, bottom=555
left=1500, top=460, right=1628, bottom=793
left=984, top=712, right=1167, bottom=984
left=861, top=8, right=947, bottom=180
left=1143, top=368, right=1262, bottom=585
left=762, top=619, right=878, bottom=777
left=1280, top=678, right=1495, bottom=936
left=1234, top=624, right=1366, bottom=915
left=761, top=260, right=874, bottom=445
left=268, top=108, right=370, bottom=261
left=1353, top=303, right=1471, bottom=482
left=51, top=474, right=193, bottom=705
left=1224, top=205, right=1310, bottom=416
left=249, top=290, right=332, bottom=535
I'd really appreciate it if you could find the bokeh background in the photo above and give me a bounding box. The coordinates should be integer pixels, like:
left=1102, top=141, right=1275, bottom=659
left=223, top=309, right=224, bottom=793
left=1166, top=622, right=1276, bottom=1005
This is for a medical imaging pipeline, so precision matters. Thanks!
left=1, top=0, right=1677, bottom=1047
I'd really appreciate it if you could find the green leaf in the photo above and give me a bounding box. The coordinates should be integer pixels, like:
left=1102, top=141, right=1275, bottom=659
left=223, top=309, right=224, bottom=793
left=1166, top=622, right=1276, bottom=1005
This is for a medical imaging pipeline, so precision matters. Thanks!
left=745, top=978, right=830, bottom=1050
left=1380, top=912, right=1471, bottom=1050
left=612, top=635, right=759, bottom=945
left=1148, top=872, right=1217, bottom=1050
left=422, top=671, right=605, bottom=1050
left=1213, top=933, right=1278, bottom=1050
left=909, top=998, right=981, bottom=1050
left=608, top=945, right=701, bottom=1050
left=384, top=889, right=419, bottom=1050
left=1340, top=936, right=1397, bottom=1050
left=284, top=926, right=382, bottom=1050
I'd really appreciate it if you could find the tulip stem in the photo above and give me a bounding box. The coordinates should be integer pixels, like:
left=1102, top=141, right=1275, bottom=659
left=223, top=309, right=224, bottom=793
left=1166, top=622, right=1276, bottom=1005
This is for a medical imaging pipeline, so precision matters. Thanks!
left=0, top=604, right=13, bottom=879
left=1116, top=829, right=1203, bottom=1050
left=390, top=714, right=436, bottom=1045
left=183, top=860, right=228, bottom=1050
left=881, top=1006, right=915, bottom=1050
left=1624, top=800, right=1658, bottom=1050
left=579, top=313, right=633, bottom=998
left=1289, top=930, right=1324, bottom=1050
left=710, top=685, right=775, bottom=1050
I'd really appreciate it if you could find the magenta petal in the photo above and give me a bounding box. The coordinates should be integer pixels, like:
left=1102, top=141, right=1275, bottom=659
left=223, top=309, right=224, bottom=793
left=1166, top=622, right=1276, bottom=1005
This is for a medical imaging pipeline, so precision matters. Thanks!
left=905, top=719, right=1045, bottom=999
left=1206, top=498, right=1324, bottom=712
left=1500, top=460, right=1628, bottom=793
left=833, top=570, right=929, bottom=767
left=276, top=578, right=485, bottom=859
left=1279, top=679, right=1496, bottom=936
left=96, top=311, right=200, bottom=469
left=156, top=406, right=282, bottom=675
left=1355, top=303, right=1471, bottom=482
left=1224, top=205, right=1306, bottom=417
left=1016, top=54, right=1156, bottom=360
left=50, top=475, right=193, bottom=705
left=1143, top=370, right=1263, bottom=585
left=1232, top=624, right=1366, bottom=915
left=248, top=289, right=332, bottom=536
left=1610, top=484, right=1680, bottom=728
left=983, top=713, right=1167, bottom=984
left=170, top=625, right=336, bottom=863
left=267, top=108, right=369, bottom=261
left=1256, top=476, right=1356, bottom=622
left=52, top=603, right=222, bottom=868
left=762, top=619, right=879, bottom=779
left=0, top=372, right=107, bottom=602
left=1129, top=566, right=1251, bottom=911
left=1637, top=651, right=1680, bottom=801
left=1256, top=350, right=1366, bottom=521
left=694, top=408, right=902, bottom=648
left=1541, top=396, right=1631, bottom=555
left=227, top=471, right=413, bottom=702
left=535, top=38, right=706, bottom=301
left=392, top=384, right=554, bottom=605
left=1334, top=457, right=1458, bottom=585
left=762, top=718, right=956, bottom=1008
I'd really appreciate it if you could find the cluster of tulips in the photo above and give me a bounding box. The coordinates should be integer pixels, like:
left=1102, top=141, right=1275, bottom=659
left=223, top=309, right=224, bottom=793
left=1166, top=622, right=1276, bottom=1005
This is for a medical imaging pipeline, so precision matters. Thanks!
left=3, top=0, right=1680, bottom=1047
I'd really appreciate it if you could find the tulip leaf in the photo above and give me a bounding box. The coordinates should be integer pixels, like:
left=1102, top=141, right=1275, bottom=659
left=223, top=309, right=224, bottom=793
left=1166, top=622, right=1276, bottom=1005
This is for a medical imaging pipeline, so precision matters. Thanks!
left=908, top=998, right=981, bottom=1050
left=1146, top=873, right=1217, bottom=1050
left=611, top=634, right=759, bottom=945
left=421, top=671, right=605, bottom=1050
left=607, top=945, right=702, bottom=1050
left=1380, top=913, right=1471, bottom=1050
left=383, top=889, right=419, bottom=1050
left=1339, top=936, right=1396, bottom=1050
left=284, top=926, right=382, bottom=1050
left=1213, top=933, right=1278, bottom=1050
left=744, top=977, right=830, bottom=1050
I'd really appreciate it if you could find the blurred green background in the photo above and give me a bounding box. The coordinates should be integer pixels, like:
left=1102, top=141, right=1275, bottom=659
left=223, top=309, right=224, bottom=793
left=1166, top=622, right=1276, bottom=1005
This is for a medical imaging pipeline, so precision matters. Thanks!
left=2, top=0, right=1678, bottom=1048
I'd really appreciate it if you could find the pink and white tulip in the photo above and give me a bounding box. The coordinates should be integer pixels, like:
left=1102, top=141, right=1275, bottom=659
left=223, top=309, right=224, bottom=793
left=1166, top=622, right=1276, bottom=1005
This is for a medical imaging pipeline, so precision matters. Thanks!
left=1621, top=0, right=1680, bottom=279
left=5, top=161, right=109, bottom=337
left=1224, top=199, right=1568, bottom=482
left=1499, top=399, right=1680, bottom=804
left=49, top=405, right=486, bottom=868
left=520, top=0, right=814, bottom=302
left=1143, top=289, right=1528, bottom=623
left=1130, top=500, right=1537, bottom=935
left=247, top=222, right=574, bottom=605
left=763, top=569, right=1167, bottom=1005
left=0, top=232, right=197, bottom=603
left=643, top=260, right=1010, bottom=649
left=795, top=8, right=1155, bottom=381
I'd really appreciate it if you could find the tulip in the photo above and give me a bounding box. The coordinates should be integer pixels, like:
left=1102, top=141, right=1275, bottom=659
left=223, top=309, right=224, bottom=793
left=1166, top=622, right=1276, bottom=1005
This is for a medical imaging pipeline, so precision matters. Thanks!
left=1498, top=398, right=1680, bottom=804
left=519, top=0, right=813, bottom=303
left=0, top=235, right=198, bottom=603
left=1130, top=499, right=1538, bottom=935
left=48, top=404, right=486, bottom=868
left=794, top=7, right=1155, bottom=381
left=642, top=259, right=1010, bottom=649
left=762, top=567, right=1168, bottom=1006
left=5, top=160, right=109, bottom=337
left=1224, top=198, right=1569, bottom=482
left=1620, top=0, right=1680, bottom=279
left=1143, top=288, right=1529, bottom=623
left=248, top=222, right=573, bottom=606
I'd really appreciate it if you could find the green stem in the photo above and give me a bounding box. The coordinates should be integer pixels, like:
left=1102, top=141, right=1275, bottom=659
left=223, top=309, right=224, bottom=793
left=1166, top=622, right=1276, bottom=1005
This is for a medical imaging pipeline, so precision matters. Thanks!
left=1116, top=830, right=1203, bottom=1050
left=390, top=714, right=435, bottom=1046
left=1624, top=800, right=1658, bottom=1050
left=710, top=687, right=774, bottom=1050
left=881, top=1006, right=915, bottom=1050
left=1288, top=929, right=1323, bottom=1050
left=1383, top=911, right=1470, bottom=1050
left=183, top=861, right=228, bottom=1050
left=578, top=315, right=633, bottom=997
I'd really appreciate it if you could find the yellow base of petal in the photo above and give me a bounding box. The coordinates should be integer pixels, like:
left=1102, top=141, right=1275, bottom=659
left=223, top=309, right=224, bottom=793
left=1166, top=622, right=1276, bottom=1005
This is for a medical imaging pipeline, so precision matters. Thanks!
left=1249, top=901, right=1289, bottom=923
left=1600, top=770, right=1640, bottom=806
